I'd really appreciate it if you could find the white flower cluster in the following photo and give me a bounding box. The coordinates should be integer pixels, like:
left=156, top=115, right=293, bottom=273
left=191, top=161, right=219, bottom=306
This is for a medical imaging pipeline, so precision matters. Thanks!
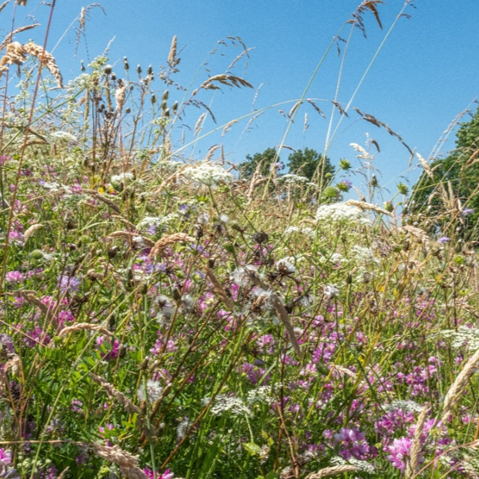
left=203, top=394, right=252, bottom=417
left=316, top=203, right=369, bottom=225
left=136, top=213, right=180, bottom=231
left=111, top=172, right=134, bottom=186
left=181, top=162, right=233, bottom=186
left=137, top=379, right=163, bottom=404
left=283, top=226, right=315, bottom=238
left=246, top=386, right=274, bottom=406
left=351, top=245, right=379, bottom=265
left=330, top=456, right=375, bottom=474
left=324, top=284, right=339, bottom=299
left=279, top=174, right=316, bottom=188
left=441, top=326, right=479, bottom=351
left=50, top=131, right=78, bottom=142
left=384, top=399, right=424, bottom=413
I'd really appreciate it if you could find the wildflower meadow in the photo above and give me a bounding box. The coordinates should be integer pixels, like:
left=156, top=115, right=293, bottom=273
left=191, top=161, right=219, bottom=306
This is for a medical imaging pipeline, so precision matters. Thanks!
left=1, top=1, right=479, bottom=478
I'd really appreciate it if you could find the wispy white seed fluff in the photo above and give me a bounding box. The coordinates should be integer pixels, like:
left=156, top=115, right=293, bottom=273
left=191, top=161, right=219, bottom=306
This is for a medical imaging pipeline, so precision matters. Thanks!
left=137, top=380, right=163, bottom=404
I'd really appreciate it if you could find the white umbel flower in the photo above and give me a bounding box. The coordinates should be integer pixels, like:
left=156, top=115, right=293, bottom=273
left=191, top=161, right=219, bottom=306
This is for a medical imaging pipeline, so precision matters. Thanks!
left=316, top=202, right=369, bottom=225
left=181, top=162, right=233, bottom=186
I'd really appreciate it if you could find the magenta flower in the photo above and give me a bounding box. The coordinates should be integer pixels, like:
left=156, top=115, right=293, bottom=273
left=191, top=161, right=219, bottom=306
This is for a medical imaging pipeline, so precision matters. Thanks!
left=5, top=271, right=25, bottom=284
left=143, top=467, right=174, bottom=479
left=386, top=437, right=413, bottom=471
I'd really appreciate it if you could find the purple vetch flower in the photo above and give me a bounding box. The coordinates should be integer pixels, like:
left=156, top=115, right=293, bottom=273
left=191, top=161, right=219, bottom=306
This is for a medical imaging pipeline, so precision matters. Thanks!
left=437, top=236, right=450, bottom=244
left=95, top=335, right=120, bottom=360
left=57, top=275, right=80, bottom=293
left=143, top=467, right=174, bottom=479
left=71, top=399, right=84, bottom=414
left=461, top=208, right=474, bottom=216
left=385, top=437, right=414, bottom=471
left=5, top=271, right=25, bottom=284
left=331, top=427, right=373, bottom=460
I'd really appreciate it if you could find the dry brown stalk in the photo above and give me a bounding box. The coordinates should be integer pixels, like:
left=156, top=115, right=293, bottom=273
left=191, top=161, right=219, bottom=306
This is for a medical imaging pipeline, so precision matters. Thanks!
left=0, top=24, right=40, bottom=52
left=405, top=406, right=429, bottom=479
left=56, top=467, right=69, bottom=479
left=0, top=1, right=9, bottom=15
left=192, top=73, right=253, bottom=97
left=113, top=215, right=136, bottom=230
left=168, top=35, right=178, bottom=66
left=247, top=271, right=302, bottom=358
left=115, top=83, right=127, bottom=114
left=90, top=373, right=142, bottom=415
left=148, top=233, right=195, bottom=258
left=442, top=348, right=479, bottom=423
left=83, top=189, right=121, bottom=214
left=0, top=41, right=27, bottom=72
left=206, top=144, right=220, bottom=160
left=194, top=112, right=207, bottom=136
left=400, top=225, right=430, bottom=244
left=0, top=354, right=21, bottom=392
left=247, top=170, right=269, bottom=205
left=58, top=323, right=113, bottom=338
left=344, top=199, right=393, bottom=217
left=24, top=223, right=43, bottom=241
left=89, top=444, right=147, bottom=479
left=23, top=42, right=63, bottom=87
left=417, top=153, right=434, bottom=180
left=205, top=266, right=234, bottom=311
left=0, top=41, right=63, bottom=87
left=305, top=465, right=359, bottom=478
left=5, top=290, right=50, bottom=316
left=222, top=119, right=238, bottom=136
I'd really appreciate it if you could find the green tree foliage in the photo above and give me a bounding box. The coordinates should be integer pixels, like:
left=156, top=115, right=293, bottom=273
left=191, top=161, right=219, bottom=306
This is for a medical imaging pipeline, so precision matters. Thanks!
left=411, top=106, right=479, bottom=238
left=287, top=147, right=335, bottom=182
left=238, top=147, right=278, bottom=178
left=239, top=147, right=335, bottom=183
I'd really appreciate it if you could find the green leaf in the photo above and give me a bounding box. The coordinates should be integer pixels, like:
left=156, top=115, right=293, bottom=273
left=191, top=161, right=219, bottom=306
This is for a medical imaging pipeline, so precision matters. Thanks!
left=243, top=442, right=262, bottom=456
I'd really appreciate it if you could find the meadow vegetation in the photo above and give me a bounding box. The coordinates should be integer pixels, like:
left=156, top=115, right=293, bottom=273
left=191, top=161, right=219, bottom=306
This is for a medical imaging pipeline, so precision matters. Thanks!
left=1, top=1, right=479, bottom=478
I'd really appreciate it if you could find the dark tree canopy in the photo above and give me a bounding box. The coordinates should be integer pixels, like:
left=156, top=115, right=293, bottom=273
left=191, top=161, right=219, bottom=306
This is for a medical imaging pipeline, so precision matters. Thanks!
left=287, top=148, right=335, bottom=182
left=239, top=147, right=278, bottom=178
left=239, top=147, right=335, bottom=186
left=411, top=106, right=479, bottom=238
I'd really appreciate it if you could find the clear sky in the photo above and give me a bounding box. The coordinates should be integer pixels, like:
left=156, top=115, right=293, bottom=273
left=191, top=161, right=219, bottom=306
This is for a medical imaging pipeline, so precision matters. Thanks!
left=3, top=1, right=479, bottom=198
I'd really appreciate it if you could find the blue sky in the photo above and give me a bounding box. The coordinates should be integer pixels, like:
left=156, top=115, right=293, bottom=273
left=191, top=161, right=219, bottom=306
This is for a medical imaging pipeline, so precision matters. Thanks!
left=3, top=1, right=479, bottom=198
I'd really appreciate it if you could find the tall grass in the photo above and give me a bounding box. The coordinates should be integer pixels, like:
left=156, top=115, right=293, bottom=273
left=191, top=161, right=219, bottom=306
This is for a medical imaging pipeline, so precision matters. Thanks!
left=0, top=1, right=479, bottom=479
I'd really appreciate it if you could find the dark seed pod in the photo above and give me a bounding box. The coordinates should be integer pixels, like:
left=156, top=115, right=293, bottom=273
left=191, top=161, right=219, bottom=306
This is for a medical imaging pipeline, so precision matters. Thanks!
left=147, top=65, right=153, bottom=75
left=252, top=231, right=268, bottom=244
left=104, top=65, right=113, bottom=75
